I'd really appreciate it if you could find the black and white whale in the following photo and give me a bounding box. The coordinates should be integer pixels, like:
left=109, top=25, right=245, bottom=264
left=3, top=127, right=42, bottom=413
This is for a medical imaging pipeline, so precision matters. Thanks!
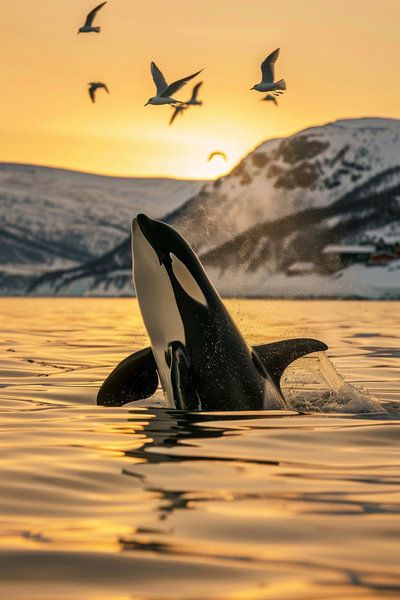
left=97, top=214, right=328, bottom=410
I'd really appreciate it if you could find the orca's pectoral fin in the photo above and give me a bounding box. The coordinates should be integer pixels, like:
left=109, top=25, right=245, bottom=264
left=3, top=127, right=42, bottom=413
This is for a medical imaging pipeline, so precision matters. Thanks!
left=167, top=341, right=199, bottom=411
left=97, top=347, right=159, bottom=406
left=253, top=338, right=328, bottom=389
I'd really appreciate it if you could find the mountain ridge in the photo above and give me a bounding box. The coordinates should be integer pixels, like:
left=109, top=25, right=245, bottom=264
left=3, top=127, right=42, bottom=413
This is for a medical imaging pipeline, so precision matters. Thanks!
left=0, top=163, right=204, bottom=293
left=4, top=117, right=400, bottom=298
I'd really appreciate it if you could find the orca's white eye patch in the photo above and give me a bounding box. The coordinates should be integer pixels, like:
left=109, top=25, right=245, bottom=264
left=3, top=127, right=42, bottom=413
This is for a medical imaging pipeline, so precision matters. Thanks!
left=171, top=254, right=207, bottom=306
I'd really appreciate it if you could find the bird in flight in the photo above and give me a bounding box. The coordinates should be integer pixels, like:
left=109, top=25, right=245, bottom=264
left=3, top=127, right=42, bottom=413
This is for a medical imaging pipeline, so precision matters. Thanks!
left=169, top=104, right=188, bottom=125
left=251, top=48, right=286, bottom=93
left=208, top=151, right=227, bottom=162
left=78, top=2, right=107, bottom=34
left=145, top=62, right=203, bottom=106
left=88, top=82, right=109, bottom=103
left=262, top=94, right=278, bottom=106
left=186, top=82, right=204, bottom=107
left=169, top=82, right=204, bottom=125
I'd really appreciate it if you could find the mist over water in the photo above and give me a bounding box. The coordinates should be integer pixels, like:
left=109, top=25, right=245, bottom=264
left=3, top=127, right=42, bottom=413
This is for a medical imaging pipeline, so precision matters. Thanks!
left=0, top=298, right=399, bottom=599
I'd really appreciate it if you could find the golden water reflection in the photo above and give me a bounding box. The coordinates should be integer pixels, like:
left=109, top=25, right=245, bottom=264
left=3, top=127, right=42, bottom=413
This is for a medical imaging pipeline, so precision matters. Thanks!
left=0, top=299, right=399, bottom=599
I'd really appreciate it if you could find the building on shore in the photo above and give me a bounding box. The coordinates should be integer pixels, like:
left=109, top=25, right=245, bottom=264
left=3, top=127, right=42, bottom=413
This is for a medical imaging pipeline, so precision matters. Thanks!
left=322, top=244, right=376, bottom=271
left=322, top=241, right=400, bottom=271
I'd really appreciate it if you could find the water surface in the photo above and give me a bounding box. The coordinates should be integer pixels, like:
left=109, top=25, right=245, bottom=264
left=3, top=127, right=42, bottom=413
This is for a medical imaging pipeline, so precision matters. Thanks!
left=0, top=299, right=399, bottom=599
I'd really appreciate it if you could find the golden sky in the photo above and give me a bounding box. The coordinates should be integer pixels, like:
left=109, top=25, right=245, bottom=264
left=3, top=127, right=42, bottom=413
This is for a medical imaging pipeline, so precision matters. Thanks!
left=1, top=0, right=400, bottom=179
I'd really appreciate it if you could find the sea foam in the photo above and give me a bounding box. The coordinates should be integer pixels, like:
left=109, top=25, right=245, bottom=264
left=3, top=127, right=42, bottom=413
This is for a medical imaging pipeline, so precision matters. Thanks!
left=282, top=352, right=387, bottom=414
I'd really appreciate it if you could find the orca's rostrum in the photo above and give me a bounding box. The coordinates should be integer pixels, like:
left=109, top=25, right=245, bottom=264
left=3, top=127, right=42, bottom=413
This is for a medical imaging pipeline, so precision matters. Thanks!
left=97, top=214, right=328, bottom=410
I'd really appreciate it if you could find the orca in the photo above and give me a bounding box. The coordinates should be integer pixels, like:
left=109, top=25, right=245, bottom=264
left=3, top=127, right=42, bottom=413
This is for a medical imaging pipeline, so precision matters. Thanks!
left=97, top=214, right=328, bottom=410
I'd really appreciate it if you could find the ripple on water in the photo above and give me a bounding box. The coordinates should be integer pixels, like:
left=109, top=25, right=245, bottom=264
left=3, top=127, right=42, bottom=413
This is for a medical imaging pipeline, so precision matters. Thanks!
left=0, top=299, right=399, bottom=599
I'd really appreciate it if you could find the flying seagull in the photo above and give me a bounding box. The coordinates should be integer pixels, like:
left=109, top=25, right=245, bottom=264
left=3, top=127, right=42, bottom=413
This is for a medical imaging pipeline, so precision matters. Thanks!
left=169, top=82, right=204, bottom=126
left=88, top=82, right=109, bottom=103
left=78, top=2, right=107, bottom=34
left=251, top=48, right=286, bottom=93
left=262, top=94, right=278, bottom=106
left=208, top=151, right=227, bottom=162
left=145, top=62, right=203, bottom=106
left=186, top=81, right=203, bottom=107
left=169, top=104, right=188, bottom=125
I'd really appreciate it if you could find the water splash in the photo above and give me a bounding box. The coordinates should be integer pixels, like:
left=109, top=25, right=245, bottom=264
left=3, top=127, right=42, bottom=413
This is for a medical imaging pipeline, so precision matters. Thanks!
left=282, top=352, right=387, bottom=414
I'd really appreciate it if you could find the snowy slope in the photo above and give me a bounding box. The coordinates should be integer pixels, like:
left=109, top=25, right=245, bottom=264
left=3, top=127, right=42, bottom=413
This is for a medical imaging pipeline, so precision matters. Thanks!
left=171, top=118, right=400, bottom=253
left=202, top=166, right=400, bottom=267
left=0, top=163, right=203, bottom=265
left=14, top=118, right=400, bottom=298
left=30, top=164, right=400, bottom=299
left=206, top=262, right=400, bottom=300
left=0, top=163, right=203, bottom=293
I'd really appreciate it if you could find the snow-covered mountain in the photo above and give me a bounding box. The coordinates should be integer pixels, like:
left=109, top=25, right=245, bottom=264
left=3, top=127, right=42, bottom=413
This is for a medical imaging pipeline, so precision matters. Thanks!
left=0, top=163, right=204, bottom=293
left=8, top=118, right=400, bottom=297
left=202, top=166, right=400, bottom=299
left=170, top=117, right=400, bottom=253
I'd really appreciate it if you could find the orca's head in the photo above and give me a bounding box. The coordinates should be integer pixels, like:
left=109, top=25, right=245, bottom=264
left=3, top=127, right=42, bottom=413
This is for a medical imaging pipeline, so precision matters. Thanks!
left=131, top=214, right=211, bottom=308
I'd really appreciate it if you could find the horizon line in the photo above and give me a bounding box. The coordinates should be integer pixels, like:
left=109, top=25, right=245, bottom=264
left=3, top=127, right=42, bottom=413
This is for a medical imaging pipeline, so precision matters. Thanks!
left=1, top=115, right=397, bottom=181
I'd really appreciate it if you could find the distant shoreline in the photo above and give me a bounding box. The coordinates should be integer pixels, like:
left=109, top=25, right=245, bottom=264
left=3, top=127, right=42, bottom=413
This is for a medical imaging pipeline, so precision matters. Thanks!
left=1, top=295, right=399, bottom=301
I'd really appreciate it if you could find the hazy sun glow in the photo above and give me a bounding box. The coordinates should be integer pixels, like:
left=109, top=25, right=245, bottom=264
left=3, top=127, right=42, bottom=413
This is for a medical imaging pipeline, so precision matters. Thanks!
left=1, top=0, right=400, bottom=179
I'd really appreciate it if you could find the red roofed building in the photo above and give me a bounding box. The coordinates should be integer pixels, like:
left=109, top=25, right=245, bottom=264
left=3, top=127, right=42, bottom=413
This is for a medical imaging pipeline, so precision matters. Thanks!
left=368, top=252, right=398, bottom=266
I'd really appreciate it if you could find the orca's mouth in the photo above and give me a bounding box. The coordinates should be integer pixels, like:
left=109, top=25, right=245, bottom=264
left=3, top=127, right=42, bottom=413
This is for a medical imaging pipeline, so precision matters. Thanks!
left=135, top=213, right=151, bottom=231
left=133, top=214, right=157, bottom=246
left=133, top=214, right=172, bottom=268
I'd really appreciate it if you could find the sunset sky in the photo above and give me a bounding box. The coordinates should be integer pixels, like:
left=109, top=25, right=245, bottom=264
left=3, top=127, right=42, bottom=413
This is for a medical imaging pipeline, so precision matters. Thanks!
left=1, top=0, right=400, bottom=179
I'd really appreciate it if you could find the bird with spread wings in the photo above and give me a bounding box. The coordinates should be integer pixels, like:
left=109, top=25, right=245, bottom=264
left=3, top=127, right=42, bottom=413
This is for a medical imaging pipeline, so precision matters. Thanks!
left=251, top=48, right=286, bottom=94
left=145, top=62, right=203, bottom=106
left=78, top=2, right=107, bottom=34
left=169, top=82, right=204, bottom=125
left=88, top=82, right=110, bottom=103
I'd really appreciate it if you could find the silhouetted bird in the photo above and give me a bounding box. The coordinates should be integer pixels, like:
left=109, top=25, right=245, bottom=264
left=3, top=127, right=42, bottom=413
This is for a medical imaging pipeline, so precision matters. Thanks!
left=78, top=2, right=107, bottom=34
left=88, top=82, right=109, bottom=103
left=208, top=151, right=227, bottom=162
left=145, top=62, right=203, bottom=106
left=169, top=82, right=204, bottom=125
left=186, top=82, right=203, bottom=107
left=169, top=105, right=188, bottom=125
left=251, top=48, right=286, bottom=93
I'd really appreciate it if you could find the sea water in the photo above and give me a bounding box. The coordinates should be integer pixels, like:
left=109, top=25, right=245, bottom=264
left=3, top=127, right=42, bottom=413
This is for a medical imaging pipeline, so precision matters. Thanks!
left=0, top=298, right=399, bottom=599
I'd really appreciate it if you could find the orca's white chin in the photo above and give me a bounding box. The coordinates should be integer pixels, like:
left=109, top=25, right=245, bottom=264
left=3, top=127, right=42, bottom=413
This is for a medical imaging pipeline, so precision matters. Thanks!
left=131, top=217, right=185, bottom=407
